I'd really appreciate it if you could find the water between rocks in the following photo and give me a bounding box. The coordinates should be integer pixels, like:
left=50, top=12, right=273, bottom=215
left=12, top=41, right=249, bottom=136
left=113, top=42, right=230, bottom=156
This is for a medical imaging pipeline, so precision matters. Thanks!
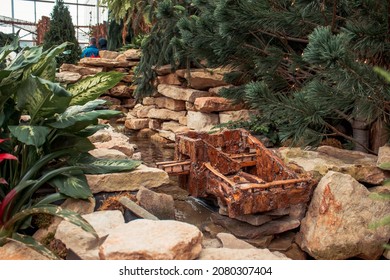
left=123, top=132, right=217, bottom=232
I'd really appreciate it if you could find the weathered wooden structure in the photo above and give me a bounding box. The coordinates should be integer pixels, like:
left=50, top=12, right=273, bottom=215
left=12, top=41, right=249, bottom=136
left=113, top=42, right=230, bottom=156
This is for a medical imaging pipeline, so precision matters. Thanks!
left=157, top=129, right=316, bottom=218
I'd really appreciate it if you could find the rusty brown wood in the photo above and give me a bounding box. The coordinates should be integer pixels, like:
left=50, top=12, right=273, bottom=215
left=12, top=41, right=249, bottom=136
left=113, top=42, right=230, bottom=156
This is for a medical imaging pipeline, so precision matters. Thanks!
left=157, top=129, right=316, bottom=218
left=204, top=162, right=236, bottom=188
left=238, top=177, right=312, bottom=190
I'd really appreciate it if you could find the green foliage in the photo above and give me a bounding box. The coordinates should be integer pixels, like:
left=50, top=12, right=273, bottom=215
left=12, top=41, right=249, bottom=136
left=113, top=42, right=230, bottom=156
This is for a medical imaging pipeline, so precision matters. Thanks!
left=176, top=0, right=390, bottom=152
left=134, top=0, right=192, bottom=98
left=369, top=191, right=390, bottom=250
left=43, top=0, right=81, bottom=66
left=0, top=38, right=141, bottom=258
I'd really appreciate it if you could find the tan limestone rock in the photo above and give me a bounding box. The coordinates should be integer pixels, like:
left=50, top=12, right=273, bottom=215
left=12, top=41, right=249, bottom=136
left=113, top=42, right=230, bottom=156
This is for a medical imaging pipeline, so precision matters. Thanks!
left=157, top=84, right=209, bottom=102
left=0, top=241, right=49, bottom=260
left=297, top=171, right=390, bottom=259
left=216, top=233, right=255, bottom=249
left=219, top=109, right=254, bottom=123
left=89, top=148, right=128, bottom=160
left=161, top=121, right=191, bottom=134
left=147, top=108, right=186, bottom=121
left=186, top=111, right=219, bottom=132
left=55, top=71, right=82, bottom=84
left=61, top=63, right=103, bottom=76
left=194, top=97, right=244, bottom=113
left=55, top=210, right=125, bottom=260
left=123, top=49, right=142, bottom=60
left=125, top=118, right=149, bottom=130
left=278, top=146, right=386, bottom=185
left=99, top=50, right=120, bottom=59
left=157, top=73, right=182, bottom=85
left=99, top=219, right=203, bottom=260
left=87, top=164, right=170, bottom=193
left=109, top=84, right=134, bottom=98
left=198, top=248, right=290, bottom=260
left=155, top=97, right=186, bottom=111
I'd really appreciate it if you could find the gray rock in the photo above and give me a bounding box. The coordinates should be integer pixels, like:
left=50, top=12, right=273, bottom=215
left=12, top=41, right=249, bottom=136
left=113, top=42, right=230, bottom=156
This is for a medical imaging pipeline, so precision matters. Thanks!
left=298, top=171, right=390, bottom=259
left=136, top=186, right=176, bottom=220
left=99, top=219, right=203, bottom=260
left=211, top=213, right=300, bottom=239
left=216, top=233, right=255, bottom=249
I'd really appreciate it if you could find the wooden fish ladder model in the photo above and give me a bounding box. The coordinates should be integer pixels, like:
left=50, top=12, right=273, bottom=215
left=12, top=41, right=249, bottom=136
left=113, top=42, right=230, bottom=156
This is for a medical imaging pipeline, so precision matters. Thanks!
left=156, top=129, right=316, bottom=218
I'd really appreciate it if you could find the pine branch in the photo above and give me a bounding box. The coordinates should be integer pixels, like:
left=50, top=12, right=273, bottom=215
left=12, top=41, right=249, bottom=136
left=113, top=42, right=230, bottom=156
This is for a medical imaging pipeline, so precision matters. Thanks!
left=253, top=28, right=309, bottom=44
left=324, top=122, right=375, bottom=154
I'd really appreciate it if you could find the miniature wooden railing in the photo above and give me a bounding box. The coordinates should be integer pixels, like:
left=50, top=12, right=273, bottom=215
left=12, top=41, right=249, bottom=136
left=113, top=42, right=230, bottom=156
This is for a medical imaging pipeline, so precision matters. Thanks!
left=155, top=160, right=191, bottom=175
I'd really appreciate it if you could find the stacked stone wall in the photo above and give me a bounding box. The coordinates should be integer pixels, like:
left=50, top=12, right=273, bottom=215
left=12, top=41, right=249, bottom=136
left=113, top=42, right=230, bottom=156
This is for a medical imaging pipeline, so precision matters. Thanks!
left=57, top=49, right=253, bottom=143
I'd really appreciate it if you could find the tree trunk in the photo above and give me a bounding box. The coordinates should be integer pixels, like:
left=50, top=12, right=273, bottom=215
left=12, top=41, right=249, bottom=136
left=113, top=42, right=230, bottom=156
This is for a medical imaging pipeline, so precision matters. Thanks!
left=370, top=117, right=390, bottom=154
left=352, top=119, right=369, bottom=153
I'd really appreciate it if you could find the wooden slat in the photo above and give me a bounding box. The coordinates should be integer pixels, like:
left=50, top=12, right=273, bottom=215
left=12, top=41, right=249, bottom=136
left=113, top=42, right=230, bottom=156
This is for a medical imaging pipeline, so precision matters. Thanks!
left=119, top=197, right=159, bottom=220
left=239, top=177, right=311, bottom=190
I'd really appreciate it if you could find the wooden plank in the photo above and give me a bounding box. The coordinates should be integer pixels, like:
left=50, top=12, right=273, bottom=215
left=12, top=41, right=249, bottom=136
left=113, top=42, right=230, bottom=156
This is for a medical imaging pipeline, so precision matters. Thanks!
left=239, top=177, right=311, bottom=190
left=119, top=197, right=159, bottom=220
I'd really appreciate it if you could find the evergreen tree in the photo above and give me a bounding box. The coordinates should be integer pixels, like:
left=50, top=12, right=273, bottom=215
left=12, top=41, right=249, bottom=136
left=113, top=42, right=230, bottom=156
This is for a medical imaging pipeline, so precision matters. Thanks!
left=43, top=0, right=81, bottom=66
left=178, top=0, right=390, bottom=153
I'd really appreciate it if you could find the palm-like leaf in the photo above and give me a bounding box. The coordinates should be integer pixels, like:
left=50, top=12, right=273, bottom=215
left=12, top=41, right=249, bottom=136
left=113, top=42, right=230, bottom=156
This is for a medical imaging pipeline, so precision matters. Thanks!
left=3, top=205, right=97, bottom=238
left=70, top=153, right=142, bottom=174
left=8, top=125, right=51, bottom=147
left=68, top=72, right=125, bottom=106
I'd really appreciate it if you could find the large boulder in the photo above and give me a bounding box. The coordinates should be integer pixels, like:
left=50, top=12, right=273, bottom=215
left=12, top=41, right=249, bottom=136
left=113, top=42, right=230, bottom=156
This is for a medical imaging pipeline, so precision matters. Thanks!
left=86, top=164, right=169, bottom=193
left=297, top=171, right=390, bottom=259
left=99, top=219, right=203, bottom=260
left=55, top=210, right=125, bottom=260
left=278, top=146, right=386, bottom=185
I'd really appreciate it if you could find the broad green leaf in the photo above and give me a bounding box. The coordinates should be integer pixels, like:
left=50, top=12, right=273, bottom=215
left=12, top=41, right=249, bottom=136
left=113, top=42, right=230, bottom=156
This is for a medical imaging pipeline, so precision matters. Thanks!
left=70, top=153, right=142, bottom=174
left=48, top=109, right=121, bottom=131
left=61, top=99, right=107, bottom=118
left=6, top=46, right=42, bottom=71
left=49, top=172, right=92, bottom=199
left=4, top=205, right=98, bottom=238
left=8, top=125, right=51, bottom=147
left=75, top=124, right=108, bottom=137
left=50, top=133, right=96, bottom=152
left=16, top=75, right=71, bottom=121
left=10, top=233, right=60, bottom=260
left=31, top=42, right=70, bottom=80
left=35, top=193, right=69, bottom=206
left=0, top=33, right=19, bottom=62
left=68, top=72, right=126, bottom=106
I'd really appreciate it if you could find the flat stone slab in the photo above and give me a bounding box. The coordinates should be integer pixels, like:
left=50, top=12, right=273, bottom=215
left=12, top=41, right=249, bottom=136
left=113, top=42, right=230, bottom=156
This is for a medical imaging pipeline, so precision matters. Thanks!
left=99, top=219, right=203, bottom=260
left=211, top=213, right=300, bottom=239
left=87, top=164, right=169, bottom=193
left=278, top=146, right=386, bottom=185
left=198, top=248, right=290, bottom=260
left=55, top=210, right=125, bottom=260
